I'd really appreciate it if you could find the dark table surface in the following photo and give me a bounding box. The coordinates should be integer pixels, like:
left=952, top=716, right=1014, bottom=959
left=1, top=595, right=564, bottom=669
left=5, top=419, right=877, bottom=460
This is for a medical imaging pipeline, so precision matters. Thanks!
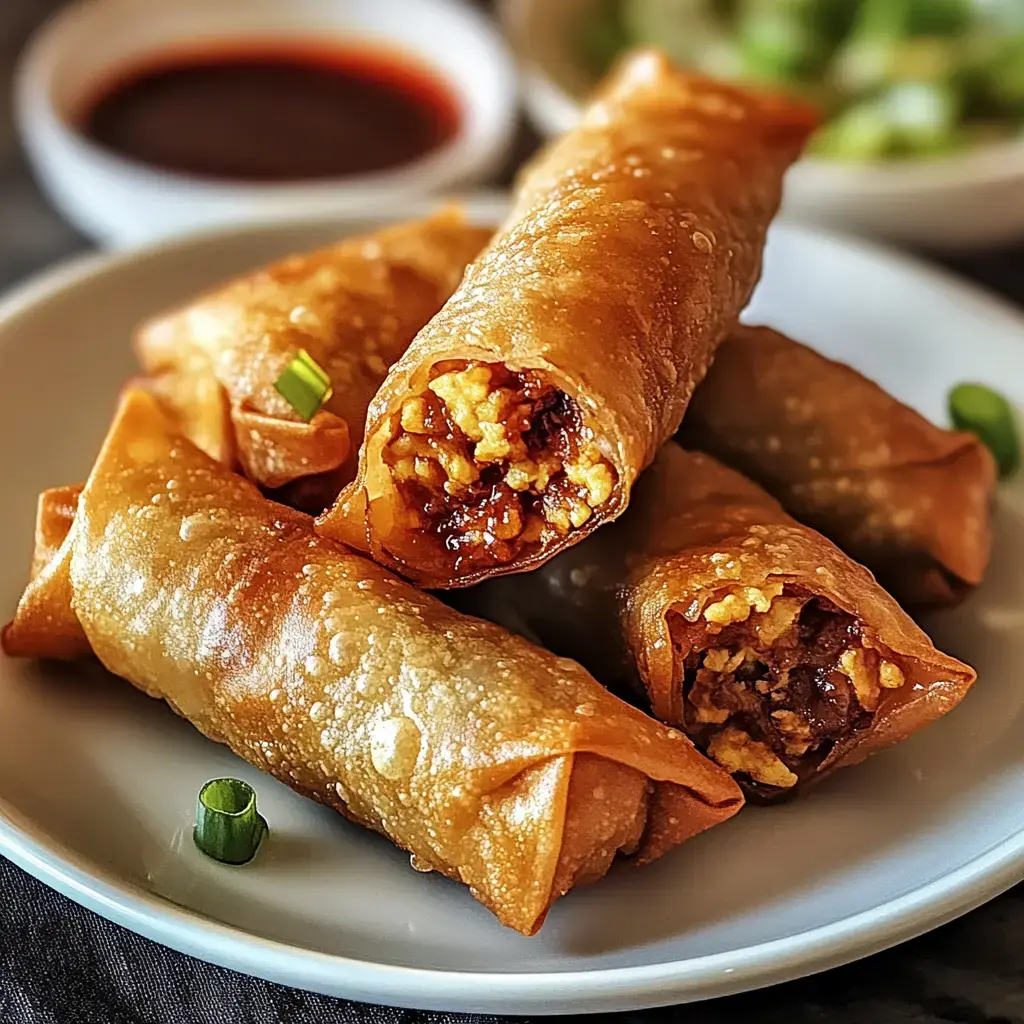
left=4, top=4, right=1024, bottom=1024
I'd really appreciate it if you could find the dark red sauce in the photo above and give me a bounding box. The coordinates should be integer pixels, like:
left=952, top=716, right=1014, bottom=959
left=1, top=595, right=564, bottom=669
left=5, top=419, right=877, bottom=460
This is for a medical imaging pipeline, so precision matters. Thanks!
left=78, top=45, right=461, bottom=182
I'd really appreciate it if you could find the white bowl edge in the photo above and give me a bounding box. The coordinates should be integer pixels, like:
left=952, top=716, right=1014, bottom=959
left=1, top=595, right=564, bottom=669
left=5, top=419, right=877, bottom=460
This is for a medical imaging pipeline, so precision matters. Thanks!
left=499, top=0, right=1024, bottom=249
left=14, top=0, right=519, bottom=247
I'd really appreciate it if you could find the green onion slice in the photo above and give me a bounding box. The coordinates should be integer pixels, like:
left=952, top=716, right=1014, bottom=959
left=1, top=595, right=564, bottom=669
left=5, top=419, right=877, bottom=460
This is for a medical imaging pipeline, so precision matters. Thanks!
left=194, top=778, right=268, bottom=865
left=274, top=350, right=332, bottom=422
left=949, top=382, right=1020, bottom=479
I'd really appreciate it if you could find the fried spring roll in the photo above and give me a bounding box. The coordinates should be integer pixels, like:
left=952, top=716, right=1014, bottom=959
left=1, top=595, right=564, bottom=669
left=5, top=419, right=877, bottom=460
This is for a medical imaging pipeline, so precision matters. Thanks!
left=317, top=51, right=818, bottom=587
left=3, top=392, right=742, bottom=934
left=134, top=208, right=492, bottom=511
left=679, top=325, right=997, bottom=607
left=464, top=445, right=975, bottom=799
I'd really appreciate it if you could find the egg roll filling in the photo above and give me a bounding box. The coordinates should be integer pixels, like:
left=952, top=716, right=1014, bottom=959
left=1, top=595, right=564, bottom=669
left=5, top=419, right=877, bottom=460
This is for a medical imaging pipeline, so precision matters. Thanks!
left=671, top=585, right=907, bottom=797
left=384, top=361, right=618, bottom=572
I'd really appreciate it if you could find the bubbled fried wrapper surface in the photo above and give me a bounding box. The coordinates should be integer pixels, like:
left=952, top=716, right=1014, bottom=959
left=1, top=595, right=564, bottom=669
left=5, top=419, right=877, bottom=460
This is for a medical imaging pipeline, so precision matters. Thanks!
left=679, top=325, right=997, bottom=608
left=318, top=50, right=819, bottom=587
left=134, top=208, right=492, bottom=509
left=463, top=444, right=975, bottom=796
left=2, top=390, right=742, bottom=935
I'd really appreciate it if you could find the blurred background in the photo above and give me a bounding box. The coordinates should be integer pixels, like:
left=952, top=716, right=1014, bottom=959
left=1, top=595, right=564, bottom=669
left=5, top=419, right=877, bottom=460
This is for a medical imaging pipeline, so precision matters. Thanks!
left=0, top=0, right=84, bottom=281
left=5, top=0, right=1024, bottom=263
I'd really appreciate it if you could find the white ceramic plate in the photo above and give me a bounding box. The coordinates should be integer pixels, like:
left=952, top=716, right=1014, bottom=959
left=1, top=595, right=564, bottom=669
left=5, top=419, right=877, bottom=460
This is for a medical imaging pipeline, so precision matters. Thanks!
left=2, top=199, right=1024, bottom=1015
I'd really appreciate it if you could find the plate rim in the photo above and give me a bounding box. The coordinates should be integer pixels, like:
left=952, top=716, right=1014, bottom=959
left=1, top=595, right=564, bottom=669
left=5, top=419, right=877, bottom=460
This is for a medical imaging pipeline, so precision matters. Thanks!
left=4, top=802, right=1024, bottom=1014
left=2, top=208, right=1024, bottom=1014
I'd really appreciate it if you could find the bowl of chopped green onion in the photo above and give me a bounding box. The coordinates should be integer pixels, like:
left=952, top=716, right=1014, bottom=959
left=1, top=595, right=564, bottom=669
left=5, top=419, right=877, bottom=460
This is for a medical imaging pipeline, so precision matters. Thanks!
left=501, top=0, right=1024, bottom=248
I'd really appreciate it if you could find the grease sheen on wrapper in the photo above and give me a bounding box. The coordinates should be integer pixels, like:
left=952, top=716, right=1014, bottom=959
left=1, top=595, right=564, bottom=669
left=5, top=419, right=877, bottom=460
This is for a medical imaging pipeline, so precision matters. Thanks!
left=318, top=51, right=818, bottom=587
left=2, top=393, right=742, bottom=934
left=679, top=326, right=997, bottom=607
left=465, top=445, right=975, bottom=798
left=134, top=209, right=491, bottom=512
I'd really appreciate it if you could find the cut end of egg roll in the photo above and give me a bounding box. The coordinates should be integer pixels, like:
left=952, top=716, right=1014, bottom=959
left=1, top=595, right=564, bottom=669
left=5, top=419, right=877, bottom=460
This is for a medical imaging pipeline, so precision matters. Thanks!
left=318, top=51, right=818, bottom=587
left=347, top=361, right=620, bottom=579
left=680, top=325, right=997, bottom=608
left=134, top=207, right=492, bottom=510
left=670, top=588, right=922, bottom=796
left=629, top=448, right=976, bottom=799
left=4, top=390, right=742, bottom=934
left=465, top=443, right=977, bottom=801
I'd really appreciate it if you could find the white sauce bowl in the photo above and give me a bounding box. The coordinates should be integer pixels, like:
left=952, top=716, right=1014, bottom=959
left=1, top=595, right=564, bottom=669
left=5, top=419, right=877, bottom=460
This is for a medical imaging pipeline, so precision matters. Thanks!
left=16, top=0, right=518, bottom=247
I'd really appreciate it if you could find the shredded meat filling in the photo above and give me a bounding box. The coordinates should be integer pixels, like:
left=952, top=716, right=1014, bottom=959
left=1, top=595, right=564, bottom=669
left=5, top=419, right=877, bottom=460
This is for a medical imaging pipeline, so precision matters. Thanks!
left=384, top=361, right=617, bottom=571
left=673, top=590, right=907, bottom=798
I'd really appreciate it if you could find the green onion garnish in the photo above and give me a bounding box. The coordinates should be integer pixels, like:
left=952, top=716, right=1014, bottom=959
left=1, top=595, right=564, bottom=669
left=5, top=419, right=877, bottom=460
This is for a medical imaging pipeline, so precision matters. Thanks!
left=194, top=778, right=268, bottom=865
left=949, top=382, right=1021, bottom=479
left=274, top=349, right=332, bottom=422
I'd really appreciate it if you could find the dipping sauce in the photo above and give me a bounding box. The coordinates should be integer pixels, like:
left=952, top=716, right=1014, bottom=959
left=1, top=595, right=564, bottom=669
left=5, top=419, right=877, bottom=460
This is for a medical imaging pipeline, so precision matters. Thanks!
left=79, top=46, right=461, bottom=182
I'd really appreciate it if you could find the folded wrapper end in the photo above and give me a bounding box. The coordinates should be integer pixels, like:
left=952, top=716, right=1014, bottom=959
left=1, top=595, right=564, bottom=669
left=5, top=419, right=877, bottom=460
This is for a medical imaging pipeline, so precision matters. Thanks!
left=129, top=371, right=237, bottom=469
left=679, top=325, right=997, bottom=610
left=2, top=484, right=88, bottom=660
left=589, top=48, right=820, bottom=145
left=132, top=209, right=493, bottom=511
left=135, top=369, right=353, bottom=508
left=29, top=483, right=81, bottom=579
left=5, top=389, right=743, bottom=934
left=231, top=407, right=351, bottom=494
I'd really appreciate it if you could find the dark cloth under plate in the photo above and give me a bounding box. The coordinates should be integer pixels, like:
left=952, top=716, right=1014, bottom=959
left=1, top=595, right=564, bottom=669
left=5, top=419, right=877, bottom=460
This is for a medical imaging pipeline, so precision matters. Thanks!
left=4, top=855, right=1024, bottom=1024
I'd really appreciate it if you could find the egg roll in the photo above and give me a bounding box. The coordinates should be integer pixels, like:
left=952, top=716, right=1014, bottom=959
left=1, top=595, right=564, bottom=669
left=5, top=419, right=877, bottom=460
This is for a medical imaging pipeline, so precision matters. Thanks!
left=679, top=325, right=997, bottom=607
left=134, top=208, right=492, bottom=512
left=317, top=50, right=818, bottom=587
left=463, top=445, right=976, bottom=799
left=2, top=392, right=742, bottom=934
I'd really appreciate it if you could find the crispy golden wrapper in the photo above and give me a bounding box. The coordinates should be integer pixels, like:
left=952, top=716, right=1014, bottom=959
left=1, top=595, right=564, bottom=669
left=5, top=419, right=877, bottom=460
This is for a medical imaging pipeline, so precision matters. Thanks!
left=134, top=209, right=491, bottom=511
left=30, top=483, right=80, bottom=580
left=679, top=325, right=997, bottom=607
left=464, top=445, right=975, bottom=799
left=2, top=392, right=742, bottom=934
left=318, top=50, right=818, bottom=587
left=3, top=484, right=89, bottom=660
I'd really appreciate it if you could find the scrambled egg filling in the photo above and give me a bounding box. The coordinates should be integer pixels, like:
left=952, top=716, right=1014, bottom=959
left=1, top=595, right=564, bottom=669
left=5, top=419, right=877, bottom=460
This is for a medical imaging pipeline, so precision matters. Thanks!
left=681, top=586, right=907, bottom=791
left=384, top=361, right=617, bottom=566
